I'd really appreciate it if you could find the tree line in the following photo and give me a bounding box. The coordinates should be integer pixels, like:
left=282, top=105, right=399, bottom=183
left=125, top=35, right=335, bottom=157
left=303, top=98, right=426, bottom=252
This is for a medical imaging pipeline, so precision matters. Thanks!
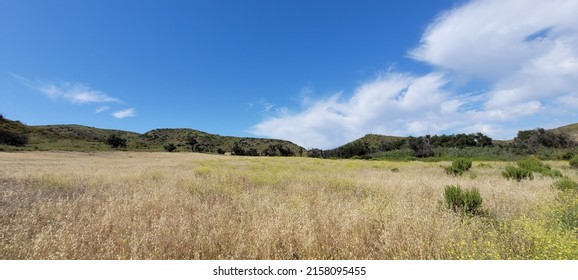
left=308, top=129, right=577, bottom=159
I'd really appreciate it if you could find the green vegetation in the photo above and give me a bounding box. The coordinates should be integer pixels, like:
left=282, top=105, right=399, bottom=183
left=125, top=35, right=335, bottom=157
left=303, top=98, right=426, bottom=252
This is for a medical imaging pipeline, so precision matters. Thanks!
left=553, top=177, right=578, bottom=192
left=0, top=115, right=29, bottom=148
left=444, top=158, right=473, bottom=176
left=106, top=134, right=127, bottom=149
left=164, top=143, right=177, bottom=152
left=313, top=128, right=577, bottom=162
left=570, top=157, right=578, bottom=169
left=516, top=158, right=563, bottom=178
left=443, top=185, right=483, bottom=215
left=0, top=116, right=304, bottom=155
left=1, top=115, right=577, bottom=161
left=502, top=166, right=534, bottom=182
left=502, top=158, right=563, bottom=182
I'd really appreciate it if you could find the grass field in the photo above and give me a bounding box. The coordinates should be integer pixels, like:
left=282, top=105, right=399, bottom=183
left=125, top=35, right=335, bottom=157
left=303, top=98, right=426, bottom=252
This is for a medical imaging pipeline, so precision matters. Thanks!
left=1, top=152, right=577, bottom=259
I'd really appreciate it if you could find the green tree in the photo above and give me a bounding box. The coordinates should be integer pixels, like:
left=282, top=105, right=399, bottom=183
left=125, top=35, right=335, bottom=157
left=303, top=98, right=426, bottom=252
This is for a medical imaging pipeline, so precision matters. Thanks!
left=307, top=148, right=325, bottom=158
left=164, top=143, right=177, bottom=152
left=106, top=134, right=127, bottom=149
left=186, top=136, right=198, bottom=152
left=408, top=135, right=434, bottom=158
left=0, top=128, right=28, bottom=146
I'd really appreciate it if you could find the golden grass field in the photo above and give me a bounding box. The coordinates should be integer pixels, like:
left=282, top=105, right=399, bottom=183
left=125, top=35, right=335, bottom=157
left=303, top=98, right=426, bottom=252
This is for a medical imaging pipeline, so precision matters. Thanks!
left=1, top=152, right=577, bottom=259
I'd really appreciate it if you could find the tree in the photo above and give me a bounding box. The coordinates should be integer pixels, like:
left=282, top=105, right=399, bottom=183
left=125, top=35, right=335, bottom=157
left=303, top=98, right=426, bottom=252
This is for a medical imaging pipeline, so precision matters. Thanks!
left=333, top=141, right=370, bottom=158
left=106, top=134, right=127, bottom=149
left=186, top=136, right=198, bottom=152
left=307, top=148, right=325, bottom=158
left=408, top=135, right=434, bottom=158
left=277, top=145, right=294, bottom=156
left=512, top=128, right=575, bottom=152
left=232, top=142, right=246, bottom=156
left=0, top=128, right=28, bottom=146
left=164, top=143, right=177, bottom=152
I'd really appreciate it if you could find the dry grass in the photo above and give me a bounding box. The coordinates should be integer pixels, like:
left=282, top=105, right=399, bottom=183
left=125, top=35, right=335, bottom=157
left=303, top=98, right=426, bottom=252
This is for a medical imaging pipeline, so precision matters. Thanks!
left=1, top=152, right=576, bottom=259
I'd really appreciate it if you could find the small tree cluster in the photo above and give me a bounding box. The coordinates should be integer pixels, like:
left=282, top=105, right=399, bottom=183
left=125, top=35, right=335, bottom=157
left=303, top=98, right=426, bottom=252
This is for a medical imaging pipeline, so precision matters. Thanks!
left=431, top=133, right=493, bottom=148
left=408, top=135, right=434, bottom=158
left=0, top=128, right=28, bottom=146
left=263, top=144, right=294, bottom=156
left=231, top=142, right=259, bottom=156
left=323, top=141, right=370, bottom=158
left=164, top=143, right=177, bottom=152
left=307, top=148, right=326, bottom=158
left=512, top=128, right=575, bottom=152
left=106, top=134, right=127, bottom=149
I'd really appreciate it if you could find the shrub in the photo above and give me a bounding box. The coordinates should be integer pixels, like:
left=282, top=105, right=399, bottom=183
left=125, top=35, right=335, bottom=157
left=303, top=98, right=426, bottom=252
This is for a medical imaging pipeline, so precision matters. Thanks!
left=553, top=177, right=578, bottom=192
left=444, top=185, right=483, bottom=215
left=106, top=134, right=127, bottom=149
left=502, top=165, right=534, bottom=182
left=164, top=143, right=177, bottom=152
left=560, top=152, right=574, bottom=160
left=516, top=158, right=546, bottom=171
left=307, top=148, right=325, bottom=158
left=0, top=128, right=28, bottom=146
left=570, top=157, right=578, bottom=169
left=444, top=158, right=472, bottom=176
left=501, top=158, right=563, bottom=181
left=408, top=136, right=434, bottom=158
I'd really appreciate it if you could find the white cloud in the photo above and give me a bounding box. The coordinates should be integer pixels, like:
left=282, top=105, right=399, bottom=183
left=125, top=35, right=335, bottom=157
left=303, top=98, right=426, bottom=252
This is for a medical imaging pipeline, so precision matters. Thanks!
left=411, top=0, right=578, bottom=112
left=95, top=106, right=110, bottom=113
left=250, top=0, right=578, bottom=149
left=14, top=75, right=121, bottom=104
left=250, top=72, right=460, bottom=148
left=112, top=108, right=136, bottom=119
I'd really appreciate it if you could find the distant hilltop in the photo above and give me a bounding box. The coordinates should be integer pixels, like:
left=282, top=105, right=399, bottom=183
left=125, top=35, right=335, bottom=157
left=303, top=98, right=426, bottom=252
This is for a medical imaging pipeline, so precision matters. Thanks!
left=1, top=114, right=577, bottom=161
left=0, top=114, right=305, bottom=156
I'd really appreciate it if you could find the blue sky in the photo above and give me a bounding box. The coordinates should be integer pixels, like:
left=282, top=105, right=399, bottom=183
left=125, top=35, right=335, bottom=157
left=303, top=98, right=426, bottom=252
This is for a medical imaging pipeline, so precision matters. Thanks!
left=1, top=0, right=578, bottom=149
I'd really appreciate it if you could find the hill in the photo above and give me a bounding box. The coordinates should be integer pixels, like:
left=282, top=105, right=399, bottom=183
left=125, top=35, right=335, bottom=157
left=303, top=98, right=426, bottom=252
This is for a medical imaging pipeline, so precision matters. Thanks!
left=137, top=128, right=305, bottom=156
left=0, top=115, right=305, bottom=155
left=552, top=123, right=578, bottom=141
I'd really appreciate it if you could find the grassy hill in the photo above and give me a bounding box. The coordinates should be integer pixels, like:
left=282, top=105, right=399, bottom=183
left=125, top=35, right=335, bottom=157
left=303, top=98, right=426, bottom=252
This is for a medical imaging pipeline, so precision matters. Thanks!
left=553, top=123, right=578, bottom=141
left=0, top=115, right=305, bottom=155
left=137, top=128, right=305, bottom=155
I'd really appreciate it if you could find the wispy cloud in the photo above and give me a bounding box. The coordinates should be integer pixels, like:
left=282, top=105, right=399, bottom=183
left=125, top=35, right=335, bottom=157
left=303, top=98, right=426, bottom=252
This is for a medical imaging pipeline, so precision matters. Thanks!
left=251, top=0, right=578, bottom=149
left=13, top=74, right=121, bottom=104
left=112, top=108, right=136, bottom=119
left=95, top=106, right=110, bottom=113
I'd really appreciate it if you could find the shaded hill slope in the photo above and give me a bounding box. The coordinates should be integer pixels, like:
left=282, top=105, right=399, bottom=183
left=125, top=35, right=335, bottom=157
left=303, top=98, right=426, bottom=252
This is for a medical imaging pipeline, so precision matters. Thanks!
left=0, top=115, right=305, bottom=155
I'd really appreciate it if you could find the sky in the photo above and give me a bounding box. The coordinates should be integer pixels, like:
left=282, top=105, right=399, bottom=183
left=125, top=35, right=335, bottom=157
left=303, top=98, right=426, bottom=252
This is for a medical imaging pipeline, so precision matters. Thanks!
left=1, top=0, right=578, bottom=149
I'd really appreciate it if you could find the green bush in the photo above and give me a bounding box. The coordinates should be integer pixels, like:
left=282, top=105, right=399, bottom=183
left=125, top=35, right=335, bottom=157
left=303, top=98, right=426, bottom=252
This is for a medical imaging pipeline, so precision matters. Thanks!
left=164, top=143, right=177, bottom=152
left=560, top=152, right=574, bottom=160
left=106, top=134, right=127, bottom=149
left=0, top=128, right=28, bottom=146
left=570, top=157, right=578, bottom=169
left=502, top=165, right=534, bottom=182
left=553, top=177, right=578, bottom=192
left=444, top=185, right=483, bottom=215
left=444, top=158, right=472, bottom=176
left=517, top=158, right=562, bottom=177
left=502, top=158, right=564, bottom=181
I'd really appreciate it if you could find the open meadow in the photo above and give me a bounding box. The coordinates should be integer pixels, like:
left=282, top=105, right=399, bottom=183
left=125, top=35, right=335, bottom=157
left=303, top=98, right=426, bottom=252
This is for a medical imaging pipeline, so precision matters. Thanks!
left=1, top=152, right=577, bottom=259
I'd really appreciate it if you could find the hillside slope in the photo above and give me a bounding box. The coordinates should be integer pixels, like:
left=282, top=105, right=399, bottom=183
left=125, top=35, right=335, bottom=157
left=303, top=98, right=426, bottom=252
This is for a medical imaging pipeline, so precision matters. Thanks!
left=0, top=116, right=305, bottom=155
left=552, top=123, right=578, bottom=141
